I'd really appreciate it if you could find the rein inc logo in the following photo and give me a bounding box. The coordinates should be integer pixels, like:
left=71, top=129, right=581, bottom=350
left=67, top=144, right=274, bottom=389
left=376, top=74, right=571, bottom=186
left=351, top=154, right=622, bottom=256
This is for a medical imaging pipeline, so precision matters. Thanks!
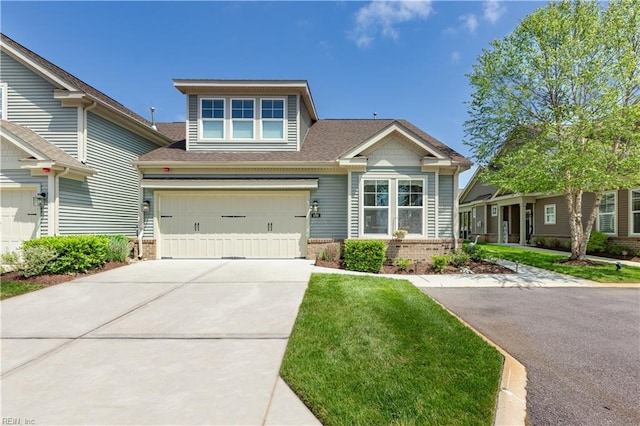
left=2, top=419, right=35, bottom=425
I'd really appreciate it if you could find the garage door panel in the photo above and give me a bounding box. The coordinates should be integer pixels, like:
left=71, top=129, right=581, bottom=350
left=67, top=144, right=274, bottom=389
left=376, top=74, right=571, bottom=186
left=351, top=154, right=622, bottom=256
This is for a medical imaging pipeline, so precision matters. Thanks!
left=159, top=192, right=307, bottom=259
left=1, top=189, right=39, bottom=253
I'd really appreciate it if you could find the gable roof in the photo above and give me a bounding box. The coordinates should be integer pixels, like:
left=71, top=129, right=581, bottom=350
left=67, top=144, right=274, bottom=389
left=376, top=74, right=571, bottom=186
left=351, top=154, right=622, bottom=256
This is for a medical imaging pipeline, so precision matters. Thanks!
left=155, top=122, right=186, bottom=142
left=1, top=119, right=96, bottom=176
left=135, top=119, right=471, bottom=167
left=0, top=33, right=171, bottom=146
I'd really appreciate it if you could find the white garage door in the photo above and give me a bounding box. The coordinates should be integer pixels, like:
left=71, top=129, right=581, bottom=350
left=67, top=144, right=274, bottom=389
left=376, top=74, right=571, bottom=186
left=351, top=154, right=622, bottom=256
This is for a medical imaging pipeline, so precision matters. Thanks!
left=158, top=192, right=308, bottom=259
left=1, top=189, right=39, bottom=254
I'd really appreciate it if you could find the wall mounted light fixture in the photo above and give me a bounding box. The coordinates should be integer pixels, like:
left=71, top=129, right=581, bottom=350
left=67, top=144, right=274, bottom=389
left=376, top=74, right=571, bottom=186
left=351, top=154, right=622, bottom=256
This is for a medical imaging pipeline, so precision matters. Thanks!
left=142, top=200, right=150, bottom=212
left=33, top=192, right=47, bottom=207
left=311, top=200, right=321, bottom=218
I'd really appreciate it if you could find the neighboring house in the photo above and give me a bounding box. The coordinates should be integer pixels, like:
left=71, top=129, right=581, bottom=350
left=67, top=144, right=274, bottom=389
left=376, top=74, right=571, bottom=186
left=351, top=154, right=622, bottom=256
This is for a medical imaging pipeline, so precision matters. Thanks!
left=134, top=80, right=472, bottom=259
left=0, top=33, right=172, bottom=253
left=459, top=168, right=640, bottom=250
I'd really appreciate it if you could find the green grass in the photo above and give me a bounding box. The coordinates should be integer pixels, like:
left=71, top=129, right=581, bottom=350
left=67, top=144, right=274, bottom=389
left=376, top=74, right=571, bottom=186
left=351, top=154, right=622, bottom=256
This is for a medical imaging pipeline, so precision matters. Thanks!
left=477, top=243, right=640, bottom=283
left=1, top=281, right=46, bottom=300
left=281, top=274, right=503, bottom=426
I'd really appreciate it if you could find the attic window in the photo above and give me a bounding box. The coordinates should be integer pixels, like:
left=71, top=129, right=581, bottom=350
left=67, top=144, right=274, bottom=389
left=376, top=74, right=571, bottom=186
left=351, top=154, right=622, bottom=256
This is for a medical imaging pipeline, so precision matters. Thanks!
left=201, top=98, right=224, bottom=139
left=232, top=99, right=254, bottom=139
left=261, top=99, right=284, bottom=139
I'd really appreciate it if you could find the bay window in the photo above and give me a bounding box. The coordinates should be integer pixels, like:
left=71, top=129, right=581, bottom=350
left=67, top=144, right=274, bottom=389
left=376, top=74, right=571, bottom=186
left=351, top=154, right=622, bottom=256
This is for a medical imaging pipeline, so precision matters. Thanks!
left=363, top=180, right=389, bottom=234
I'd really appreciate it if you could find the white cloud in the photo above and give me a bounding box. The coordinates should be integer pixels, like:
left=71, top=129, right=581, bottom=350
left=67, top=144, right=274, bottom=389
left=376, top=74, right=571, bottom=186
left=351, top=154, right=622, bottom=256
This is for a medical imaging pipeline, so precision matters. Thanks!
left=483, top=0, right=506, bottom=24
left=460, top=14, right=478, bottom=34
left=350, top=1, right=433, bottom=48
left=451, top=51, right=461, bottom=63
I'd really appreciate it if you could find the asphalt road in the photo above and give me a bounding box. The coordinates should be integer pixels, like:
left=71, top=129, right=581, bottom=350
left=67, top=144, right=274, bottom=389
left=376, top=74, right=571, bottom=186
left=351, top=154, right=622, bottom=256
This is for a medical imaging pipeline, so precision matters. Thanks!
left=422, top=287, right=640, bottom=426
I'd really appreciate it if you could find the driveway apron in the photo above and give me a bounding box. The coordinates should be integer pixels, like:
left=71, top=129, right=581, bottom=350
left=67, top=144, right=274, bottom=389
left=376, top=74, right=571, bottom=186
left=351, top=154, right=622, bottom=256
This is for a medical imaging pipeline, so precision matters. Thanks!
left=1, top=260, right=319, bottom=425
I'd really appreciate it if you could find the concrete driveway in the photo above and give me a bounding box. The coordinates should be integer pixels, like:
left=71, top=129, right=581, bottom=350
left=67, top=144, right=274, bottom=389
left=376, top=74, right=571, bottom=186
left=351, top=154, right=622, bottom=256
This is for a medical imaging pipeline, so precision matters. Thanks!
left=423, top=287, right=640, bottom=426
left=1, top=260, right=321, bottom=425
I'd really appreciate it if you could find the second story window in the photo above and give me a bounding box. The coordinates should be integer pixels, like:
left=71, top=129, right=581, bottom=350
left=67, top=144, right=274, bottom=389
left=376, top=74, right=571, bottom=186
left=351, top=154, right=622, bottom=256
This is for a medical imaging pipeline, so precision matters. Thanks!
left=201, top=99, right=224, bottom=139
left=232, top=99, right=254, bottom=139
left=261, top=99, right=284, bottom=139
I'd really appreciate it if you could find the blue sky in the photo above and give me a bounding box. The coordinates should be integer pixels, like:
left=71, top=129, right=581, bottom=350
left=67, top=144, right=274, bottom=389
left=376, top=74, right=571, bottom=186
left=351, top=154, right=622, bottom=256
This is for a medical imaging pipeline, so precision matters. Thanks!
left=2, top=1, right=546, bottom=187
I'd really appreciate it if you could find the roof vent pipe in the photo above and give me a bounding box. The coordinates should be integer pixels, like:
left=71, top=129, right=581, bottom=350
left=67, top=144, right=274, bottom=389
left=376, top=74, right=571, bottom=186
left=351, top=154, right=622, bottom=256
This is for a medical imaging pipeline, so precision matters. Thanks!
left=150, top=107, right=157, bottom=131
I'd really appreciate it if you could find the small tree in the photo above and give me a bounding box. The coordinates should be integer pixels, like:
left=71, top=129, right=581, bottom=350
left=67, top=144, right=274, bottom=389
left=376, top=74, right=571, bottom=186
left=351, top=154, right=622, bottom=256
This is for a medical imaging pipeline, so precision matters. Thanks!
left=465, top=0, right=640, bottom=260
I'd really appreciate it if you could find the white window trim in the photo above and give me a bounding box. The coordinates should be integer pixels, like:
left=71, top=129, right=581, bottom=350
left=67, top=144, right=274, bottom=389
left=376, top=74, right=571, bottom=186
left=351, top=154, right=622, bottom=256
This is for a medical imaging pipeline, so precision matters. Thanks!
left=630, top=188, right=640, bottom=236
left=544, top=204, right=556, bottom=225
left=231, top=98, right=255, bottom=140
left=361, top=178, right=390, bottom=237
left=199, top=97, right=225, bottom=140
left=0, top=82, right=7, bottom=120
left=396, top=178, right=425, bottom=235
left=259, top=97, right=287, bottom=141
left=597, top=191, right=617, bottom=236
left=491, top=205, right=498, bottom=217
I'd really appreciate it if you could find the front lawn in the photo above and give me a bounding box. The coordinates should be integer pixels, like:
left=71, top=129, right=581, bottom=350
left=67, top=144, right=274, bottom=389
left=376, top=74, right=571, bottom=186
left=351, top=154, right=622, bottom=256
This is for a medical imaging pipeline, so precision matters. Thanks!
left=478, top=244, right=640, bottom=283
left=281, top=274, right=503, bottom=425
left=1, top=281, right=46, bottom=300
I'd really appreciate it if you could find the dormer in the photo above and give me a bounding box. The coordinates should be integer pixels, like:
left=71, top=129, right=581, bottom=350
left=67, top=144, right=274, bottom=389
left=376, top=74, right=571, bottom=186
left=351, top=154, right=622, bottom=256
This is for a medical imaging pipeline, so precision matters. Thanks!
left=174, top=80, right=318, bottom=152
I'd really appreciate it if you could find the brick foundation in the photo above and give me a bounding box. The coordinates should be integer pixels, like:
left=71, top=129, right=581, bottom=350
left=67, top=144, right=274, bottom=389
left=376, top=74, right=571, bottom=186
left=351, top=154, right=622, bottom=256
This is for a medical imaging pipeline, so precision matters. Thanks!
left=608, top=237, right=640, bottom=252
left=307, top=238, right=460, bottom=262
left=130, top=239, right=157, bottom=260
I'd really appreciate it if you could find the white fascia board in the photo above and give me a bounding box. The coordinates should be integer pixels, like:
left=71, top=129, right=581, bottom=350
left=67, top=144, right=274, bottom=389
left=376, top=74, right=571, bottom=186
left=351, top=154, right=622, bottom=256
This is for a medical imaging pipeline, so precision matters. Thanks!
left=341, top=124, right=448, bottom=160
left=1, top=131, right=46, bottom=160
left=1, top=42, right=77, bottom=91
left=133, top=160, right=338, bottom=169
left=141, top=178, right=319, bottom=190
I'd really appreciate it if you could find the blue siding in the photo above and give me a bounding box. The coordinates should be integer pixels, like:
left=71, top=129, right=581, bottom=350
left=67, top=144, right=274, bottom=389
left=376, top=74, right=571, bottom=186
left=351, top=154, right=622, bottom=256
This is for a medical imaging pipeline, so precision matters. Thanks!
left=309, top=174, right=348, bottom=238
left=58, top=112, right=158, bottom=236
left=299, top=96, right=312, bottom=145
left=350, top=172, right=362, bottom=238
left=188, top=94, right=197, bottom=145
left=438, top=174, right=454, bottom=238
left=1, top=51, right=78, bottom=157
left=426, top=172, right=436, bottom=238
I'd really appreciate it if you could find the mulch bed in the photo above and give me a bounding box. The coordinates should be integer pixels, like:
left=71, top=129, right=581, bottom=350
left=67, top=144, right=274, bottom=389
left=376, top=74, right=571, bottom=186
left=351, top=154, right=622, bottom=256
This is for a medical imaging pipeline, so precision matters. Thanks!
left=1, top=261, right=128, bottom=287
left=315, top=259, right=515, bottom=275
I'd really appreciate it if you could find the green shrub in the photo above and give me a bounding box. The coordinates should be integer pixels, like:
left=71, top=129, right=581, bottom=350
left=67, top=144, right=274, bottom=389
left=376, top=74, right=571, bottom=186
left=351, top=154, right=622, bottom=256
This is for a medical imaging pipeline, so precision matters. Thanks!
left=608, top=244, right=634, bottom=257
left=532, top=236, right=545, bottom=247
left=20, top=245, right=58, bottom=277
left=466, top=245, right=486, bottom=262
left=343, top=240, right=386, bottom=273
left=449, top=250, right=471, bottom=267
left=587, top=231, right=608, bottom=253
left=393, top=257, right=412, bottom=271
left=22, top=235, right=109, bottom=274
left=105, top=235, right=132, bottom=262
left=431, top=255, right=449, bottom=273
left=320, top=244, right=341, bottom=262
left=1, top=251, right=19, bottom=267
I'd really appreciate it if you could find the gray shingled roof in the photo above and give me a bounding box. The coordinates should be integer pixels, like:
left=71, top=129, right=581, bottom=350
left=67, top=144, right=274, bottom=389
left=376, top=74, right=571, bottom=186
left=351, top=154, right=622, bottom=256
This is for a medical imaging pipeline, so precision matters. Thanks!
left=1, top=33, right=153, bottom=129
left=155, top=122, right=186, bottom=142
left=1, top=120, right=96, bottom=174
left=137, top=119, right=471, bottom=165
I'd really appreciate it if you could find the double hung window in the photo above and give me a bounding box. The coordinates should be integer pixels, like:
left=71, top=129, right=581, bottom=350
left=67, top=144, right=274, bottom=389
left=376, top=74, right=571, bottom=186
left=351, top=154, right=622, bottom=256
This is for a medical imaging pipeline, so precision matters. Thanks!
left=231, top=99, right=254, bottom=139
left=397, top=180, right=423, bottom=234
left=598, top=192, right=616, bottom=234
left=544, top=204, right=556, bottom=225
left=261, top=99, right=284, bottom=139
left=363, top=180, right=389, bottom=234
left=632, top=189, right=640, bottom=235
left=201, top=99, right=224, bottom=139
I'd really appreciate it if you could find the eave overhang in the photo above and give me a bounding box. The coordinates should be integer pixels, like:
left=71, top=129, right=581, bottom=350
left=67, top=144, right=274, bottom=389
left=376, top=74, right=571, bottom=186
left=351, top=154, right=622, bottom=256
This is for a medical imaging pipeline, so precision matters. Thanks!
left=141, top=178, right=319, bottom=190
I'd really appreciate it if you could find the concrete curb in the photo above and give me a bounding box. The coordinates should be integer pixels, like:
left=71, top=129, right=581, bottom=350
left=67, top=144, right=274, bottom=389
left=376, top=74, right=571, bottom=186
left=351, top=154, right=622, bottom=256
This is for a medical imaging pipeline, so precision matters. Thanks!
left=428, top=299, right=528, bottom=426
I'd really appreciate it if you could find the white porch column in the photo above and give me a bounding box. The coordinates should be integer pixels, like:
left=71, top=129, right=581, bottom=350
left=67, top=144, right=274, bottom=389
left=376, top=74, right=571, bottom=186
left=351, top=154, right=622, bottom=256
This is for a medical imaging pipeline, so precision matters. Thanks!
left=519, top=200, right=527, bottom=245
left=497, top=205, right=503, bottom=244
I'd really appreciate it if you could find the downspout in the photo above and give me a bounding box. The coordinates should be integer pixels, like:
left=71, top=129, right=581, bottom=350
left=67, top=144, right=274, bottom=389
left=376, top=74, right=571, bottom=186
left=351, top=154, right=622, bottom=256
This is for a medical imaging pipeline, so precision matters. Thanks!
left=82, top=101, right=97, bottom=163
left=137, top=226, right=144, bottom=260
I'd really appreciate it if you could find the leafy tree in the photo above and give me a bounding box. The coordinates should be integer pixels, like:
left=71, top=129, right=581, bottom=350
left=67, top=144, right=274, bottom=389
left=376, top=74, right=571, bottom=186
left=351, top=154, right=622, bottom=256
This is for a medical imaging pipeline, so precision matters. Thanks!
left=465, top=0, right=640, bottom=260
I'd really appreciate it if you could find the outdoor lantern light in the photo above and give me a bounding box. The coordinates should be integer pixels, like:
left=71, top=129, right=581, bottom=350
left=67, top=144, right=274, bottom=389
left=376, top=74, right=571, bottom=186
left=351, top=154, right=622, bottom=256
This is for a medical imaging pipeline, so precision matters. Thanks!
left=142, top=200, right=150, bottom=212
left=311, top=200, right=321, bottom=218
left=33, top=192, right=47, bottom=207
